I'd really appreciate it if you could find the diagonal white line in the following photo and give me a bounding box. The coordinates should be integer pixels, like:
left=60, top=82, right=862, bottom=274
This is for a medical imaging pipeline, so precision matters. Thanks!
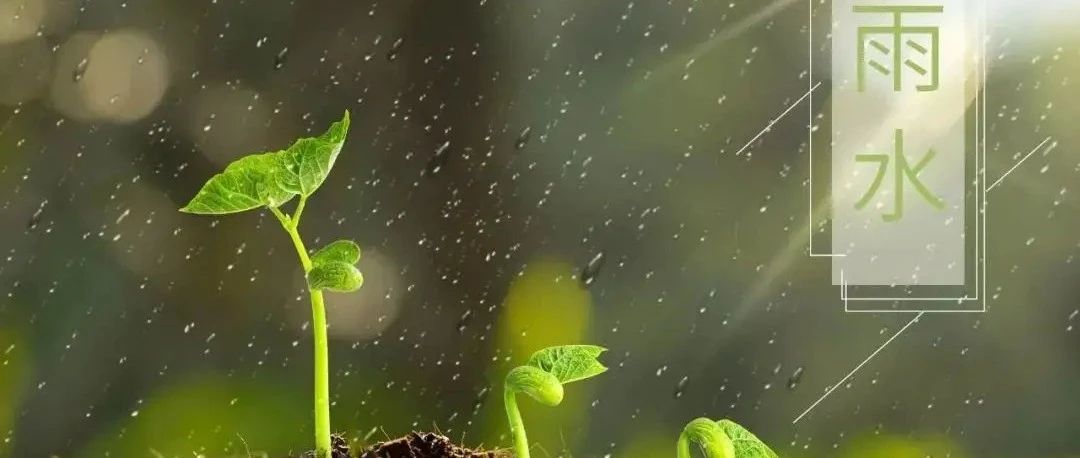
left=792, top=312, right=925, bottom=424
left=986, top=136, right=1053, bottom=192
left=734, top=81, right=822, bottom=157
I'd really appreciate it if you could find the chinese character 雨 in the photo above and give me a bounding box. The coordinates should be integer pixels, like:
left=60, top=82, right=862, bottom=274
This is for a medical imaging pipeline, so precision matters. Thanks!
left=855, top=129, right=945, bottom=222
left=855, top=4, right=942, bottom=92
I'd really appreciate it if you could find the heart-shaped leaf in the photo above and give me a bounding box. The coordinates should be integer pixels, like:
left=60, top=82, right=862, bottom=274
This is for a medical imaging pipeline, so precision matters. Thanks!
left=181, top=111, right=350, bottom=215
left=307, top=260, right=363, bottom=292
left=312, top=240, right=361, bottom=266
left=180, top=152, right=294, bottom=214
left=717, top=419, right=777, bottom=458
left=526, top=345, right=607, bottom=384
left=278, top=111, right=350, bottom=197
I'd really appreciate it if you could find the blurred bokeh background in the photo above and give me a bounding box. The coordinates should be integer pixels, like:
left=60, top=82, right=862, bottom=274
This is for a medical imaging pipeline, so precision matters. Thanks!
left=1, top=0, right=1079, bottom=456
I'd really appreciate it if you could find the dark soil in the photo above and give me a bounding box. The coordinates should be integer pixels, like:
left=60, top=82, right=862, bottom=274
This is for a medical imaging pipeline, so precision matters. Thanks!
left=302, top=435, right=353, bottom=458
left=359, top=432, right=507, bottom=458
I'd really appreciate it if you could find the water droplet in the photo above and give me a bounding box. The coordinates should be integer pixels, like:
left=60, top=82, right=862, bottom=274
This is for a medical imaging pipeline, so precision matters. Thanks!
left=786, top=366, right=804, bottom=390
left=457, top=309, right=472, bottom=333
left=273, top=47, right=289, bottom=70
left=27, top=208, right=43, bottom=231
left=426, top=141, right=451, bottom=175
left=673, top=376, right=689, bottom=398
left=581, top=251, right=605, bottom=287
left=515, top=126, right=532, bottom=150
left=72, top=58, right=88, bottom=82
left=387, top=37, right=404, bottom=61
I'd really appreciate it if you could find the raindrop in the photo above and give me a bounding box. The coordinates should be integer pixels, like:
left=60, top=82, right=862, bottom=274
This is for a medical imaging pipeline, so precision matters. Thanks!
left=273, top=47, right=289, bottom=70
left=27, top=207, right=43, bottom=231
left=72, top=58, right=89, bottom=82
left=426, top=141, right=451, bottom=175
left=673, top=376, right=689, bottom=398
left=456, top=309, right=472, bottom=333
left=786, top=366, right=804, bottom=390
left=387, top=37, right=404, bottom=61
left=514, top=126, right=532, bottom=150
left=580, top=251, right=605, bottom=287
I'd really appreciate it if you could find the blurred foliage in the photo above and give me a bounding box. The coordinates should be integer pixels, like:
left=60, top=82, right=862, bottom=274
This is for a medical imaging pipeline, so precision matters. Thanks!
left=76, top=377, right=308, bottom=457
left=0, top=328, right=27, bottom=457
left=836, top=434, right=965, bottom=458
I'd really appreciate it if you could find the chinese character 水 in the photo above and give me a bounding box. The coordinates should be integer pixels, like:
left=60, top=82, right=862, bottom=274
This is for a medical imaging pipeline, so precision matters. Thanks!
left=854, top=129, right=945, bottom=222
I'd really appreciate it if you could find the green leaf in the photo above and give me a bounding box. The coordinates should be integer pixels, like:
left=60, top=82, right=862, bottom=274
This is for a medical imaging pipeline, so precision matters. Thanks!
left=180, top=111, right=351, bottom=215
left=278, top=110, right=351, bottom=197
left=312, top=240, right=361, bottom=266
left=180, top=152, right=294, bottom=214
left=526, top=345, right=607, bottom=384
left=307, top=260, right=363, bottom=292
left=717, top=420, right=777, bottom=458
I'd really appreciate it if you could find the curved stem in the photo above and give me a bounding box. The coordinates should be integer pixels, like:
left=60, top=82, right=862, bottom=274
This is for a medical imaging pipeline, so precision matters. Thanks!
left=677, top=432, right=692, bottom=458
left=271, top=205, right=331, bottom=457
left=678, top=418, right=735, bottom=458
left=504, top=389, right=529, bottom=458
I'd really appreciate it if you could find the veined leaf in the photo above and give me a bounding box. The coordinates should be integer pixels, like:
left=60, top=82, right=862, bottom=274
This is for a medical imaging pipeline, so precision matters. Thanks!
left=526, top=344, right=607, bottom=384
left=181, top=111, right=351, bottom=215
left=717, top=420, right=777, bottom=458
left=312, top=240, right=361, bottom=266
left=278, top=111, right=351, bottom=197
left=180, top=152, right=294, bottom=214
left=307, top=260, right=363, bottom=292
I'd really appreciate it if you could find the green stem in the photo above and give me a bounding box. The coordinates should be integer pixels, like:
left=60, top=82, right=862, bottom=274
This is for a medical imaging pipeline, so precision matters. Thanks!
left=271, top=204, right=332, bottom=458
left=677, top=433, right=692, bottom=458
left=504, top=389, right=529, bottom=458
left=677, top=418, right=735, bottom=458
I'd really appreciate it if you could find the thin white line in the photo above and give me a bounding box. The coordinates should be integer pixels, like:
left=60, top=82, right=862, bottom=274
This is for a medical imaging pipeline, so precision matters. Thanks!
left=846, top=309, right=983, bottom=313
left=986, top=137, right=1053, bottom=192
left=808, top=0, right=814, bottom=217
left=792, top=312, right=925, bottom=424
left=735, top=81, right=822, bottom=157
left=981, top=0, right=988, bottom=313
left=805, top=1, right=845, bottom=258
left=845, top=297, right=976, bottom=302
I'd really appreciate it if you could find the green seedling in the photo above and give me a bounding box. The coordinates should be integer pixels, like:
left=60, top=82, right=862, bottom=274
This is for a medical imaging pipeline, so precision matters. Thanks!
left=180, top=111, right=358, bottom=458
left=677, top=417, right=777, bottom=458
left=503, top=345, right=607, bottom=458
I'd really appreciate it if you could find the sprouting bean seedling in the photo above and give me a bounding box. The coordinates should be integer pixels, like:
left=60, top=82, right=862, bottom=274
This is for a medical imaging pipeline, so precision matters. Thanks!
left=677, top=417, right=777, bottom=458
left=180, top=111, right=358, bottom=458
left=504, top=345, right=607, bottom=458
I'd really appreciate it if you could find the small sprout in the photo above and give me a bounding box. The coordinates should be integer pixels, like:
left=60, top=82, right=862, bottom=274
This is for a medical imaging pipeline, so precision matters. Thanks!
left=678, top=418, right=734, bottom=458
left=504, top=345, right=607, bottom=458
left=180, top=111, right=355, bottom=458
left=677, top=417, right=777, bottom=458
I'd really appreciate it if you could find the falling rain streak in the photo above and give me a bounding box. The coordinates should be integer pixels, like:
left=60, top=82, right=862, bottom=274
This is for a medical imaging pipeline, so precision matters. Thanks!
left=515, top=126, right=531, bottom=150
left=581, top=251, right=605, bottom=287
left=387, top=38, right=404, bottom=61
left=72, top=58, right=88, bottom=82
left=426, top=140, right=451, bottom=175
left=787, top=366, right=804, bottom=391
left=673, top=376, right=689, bottom=399
left=273, top=47, right=289, bottom=70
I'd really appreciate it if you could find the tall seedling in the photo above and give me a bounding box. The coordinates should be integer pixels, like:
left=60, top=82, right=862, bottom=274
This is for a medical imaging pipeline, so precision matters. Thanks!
left=181, top=111, right=360, bottom=458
